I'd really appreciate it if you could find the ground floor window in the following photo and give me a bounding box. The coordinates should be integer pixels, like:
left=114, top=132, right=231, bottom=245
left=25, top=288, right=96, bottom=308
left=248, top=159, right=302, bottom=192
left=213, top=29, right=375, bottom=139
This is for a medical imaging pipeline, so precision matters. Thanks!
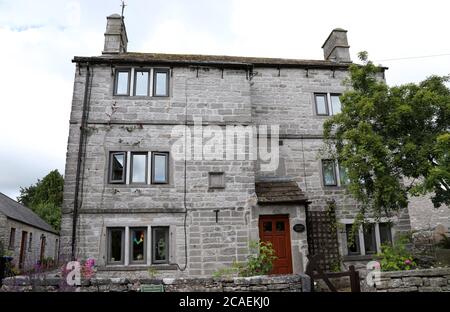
left=130, top=227, right=147, bottom=264
left=344, top=222, right=393, bottom=256
left=106, top=225, right=172, bottom=266
left=152, top=227, right=169, bottom=264
left=107, top=228, right=125, bottom=264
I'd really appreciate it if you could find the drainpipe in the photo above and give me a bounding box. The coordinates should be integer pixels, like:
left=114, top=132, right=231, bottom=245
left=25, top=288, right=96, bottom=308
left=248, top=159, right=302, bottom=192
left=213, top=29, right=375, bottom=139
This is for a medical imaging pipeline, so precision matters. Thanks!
left=72, top=63, right=91, bottom=260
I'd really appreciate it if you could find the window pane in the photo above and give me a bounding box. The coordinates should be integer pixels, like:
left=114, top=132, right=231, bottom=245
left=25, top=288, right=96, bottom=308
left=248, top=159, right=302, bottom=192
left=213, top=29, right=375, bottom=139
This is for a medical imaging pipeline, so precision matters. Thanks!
left=339, top=163, right=350, bottom=185
left=315, top=94, right=328, bottom=115
left=363, top=224, right=377, bottom=254
left=330, top=94, right=342, bottom=115
left=346, top=224, right=360, bottom=255
left=379, top=223, right=392, bottom=246
left=111, top=153, right=125, bottom=182
left=153, top=154, right=168, bottom=183
left=153, top=227, right=169, bottom=263
left=110, top=229, right=123, bottom=262
left=322, top=160, right=337, bottom=186
left=9, top=228, right=15, bottom=248
left=131, top=228, right=146, bottom=262
left=135, top=71, right=149, bottom=96
left=131, top=154, right=147, bottom=183
left=263, top=221, right=272, bottom=232
left=155, top=71, right=168, bottom=96
left=116, top=71, right=129, bottom=95
left=276, top=221, right=285, bottom=231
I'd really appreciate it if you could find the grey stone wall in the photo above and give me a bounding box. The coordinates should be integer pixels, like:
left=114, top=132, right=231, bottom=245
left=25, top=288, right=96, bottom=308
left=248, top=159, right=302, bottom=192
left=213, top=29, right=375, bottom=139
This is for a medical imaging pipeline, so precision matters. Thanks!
left=0, top=274, right=310, bottom=292
left=61, top=59, right=414, bottom=277
left=368, top=268, right=450, bottom=292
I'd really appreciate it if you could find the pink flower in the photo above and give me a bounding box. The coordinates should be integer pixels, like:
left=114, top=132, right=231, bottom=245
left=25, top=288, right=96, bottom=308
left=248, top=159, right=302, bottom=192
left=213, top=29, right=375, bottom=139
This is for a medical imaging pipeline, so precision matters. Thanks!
left=404, top=259, right=412, bottom=265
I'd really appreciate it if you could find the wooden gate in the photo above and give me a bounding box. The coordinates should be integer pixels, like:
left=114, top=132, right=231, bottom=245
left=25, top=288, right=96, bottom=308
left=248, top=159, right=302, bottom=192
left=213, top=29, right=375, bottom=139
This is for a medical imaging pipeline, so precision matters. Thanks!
left=306, top=208, right=340, bottom=271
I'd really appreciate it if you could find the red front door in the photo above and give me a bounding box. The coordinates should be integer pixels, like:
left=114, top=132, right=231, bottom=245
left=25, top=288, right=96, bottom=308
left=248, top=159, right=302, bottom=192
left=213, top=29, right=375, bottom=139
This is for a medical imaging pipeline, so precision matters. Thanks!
left=259, top=215, right=293, bottom=274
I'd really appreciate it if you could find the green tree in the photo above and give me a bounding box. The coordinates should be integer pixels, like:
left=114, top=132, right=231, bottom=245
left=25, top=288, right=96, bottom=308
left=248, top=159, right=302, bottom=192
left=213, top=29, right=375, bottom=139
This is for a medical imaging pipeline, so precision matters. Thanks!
left=18, top=170, right=64, bottom=231
left=323, top=52, right=450, bottom=217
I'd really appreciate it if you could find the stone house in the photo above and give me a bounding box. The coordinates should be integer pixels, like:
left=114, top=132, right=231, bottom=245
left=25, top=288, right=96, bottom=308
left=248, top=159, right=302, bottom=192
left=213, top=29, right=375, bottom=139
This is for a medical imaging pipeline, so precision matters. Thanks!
left=61, top=14, right=419, bottom=278
left=0, top=193, right=59, bottom=271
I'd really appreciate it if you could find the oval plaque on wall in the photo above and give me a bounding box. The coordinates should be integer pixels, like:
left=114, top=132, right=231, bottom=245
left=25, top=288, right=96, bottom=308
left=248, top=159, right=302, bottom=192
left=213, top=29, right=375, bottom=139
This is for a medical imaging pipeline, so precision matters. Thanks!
left=293, top=223, right=306, bottom=233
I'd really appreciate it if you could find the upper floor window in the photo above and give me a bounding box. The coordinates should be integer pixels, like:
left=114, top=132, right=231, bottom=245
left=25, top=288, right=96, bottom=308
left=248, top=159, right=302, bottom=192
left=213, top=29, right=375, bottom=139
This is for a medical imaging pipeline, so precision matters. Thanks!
left=108, top=151, right=169, bottom=185
left=134, top=70, right=150, bottom=96
left=314, top=93, right=342, bottom=116
left=152, top=152, right=169, bottom=184
left=322, top=160, right=350, bottom=187
left=153, top=69, right=169, bottom=97
left=114, top=69, right=131, bottom=96
left=314, top=93, right=329, bottom=116
left=130, top=152, right=148, bottom=184
left=109, top=152, right=127, bottom=184
left=114, top=67, right=169, bottom=97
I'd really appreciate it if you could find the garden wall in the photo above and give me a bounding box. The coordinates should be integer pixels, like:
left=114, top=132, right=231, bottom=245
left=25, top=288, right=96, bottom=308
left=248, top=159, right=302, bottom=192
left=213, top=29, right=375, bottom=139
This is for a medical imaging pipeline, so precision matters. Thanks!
left=0, top=274, right=311, bottom=292
left=369, top=268, right=450, bottom=292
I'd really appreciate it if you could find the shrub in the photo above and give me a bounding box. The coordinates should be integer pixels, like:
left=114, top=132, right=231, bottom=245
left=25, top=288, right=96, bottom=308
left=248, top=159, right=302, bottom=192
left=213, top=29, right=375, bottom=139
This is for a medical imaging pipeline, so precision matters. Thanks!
left=377, top=236, right=416, bottom=271
left=213, top=241, right=278, bottom=278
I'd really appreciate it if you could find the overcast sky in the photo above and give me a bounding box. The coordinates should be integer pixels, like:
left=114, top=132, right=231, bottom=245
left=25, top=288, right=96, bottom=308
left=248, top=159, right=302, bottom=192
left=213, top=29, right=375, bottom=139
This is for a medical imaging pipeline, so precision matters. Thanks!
left=0, top=0, right=449, bottom=200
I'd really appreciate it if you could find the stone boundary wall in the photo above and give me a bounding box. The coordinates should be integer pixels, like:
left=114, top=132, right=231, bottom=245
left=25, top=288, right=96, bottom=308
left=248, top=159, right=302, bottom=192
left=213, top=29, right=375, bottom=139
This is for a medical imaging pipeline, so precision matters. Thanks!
left=370, top=268, right=450, bottom=292
left=1, top=274, right=311, bottom=292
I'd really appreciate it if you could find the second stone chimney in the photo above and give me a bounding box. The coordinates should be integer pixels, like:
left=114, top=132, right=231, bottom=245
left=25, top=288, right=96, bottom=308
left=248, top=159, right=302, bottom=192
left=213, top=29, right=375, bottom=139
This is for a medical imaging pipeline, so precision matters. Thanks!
left=322, top=28, right=351, bottom=63
left=102, top=14, right=128, bottom=54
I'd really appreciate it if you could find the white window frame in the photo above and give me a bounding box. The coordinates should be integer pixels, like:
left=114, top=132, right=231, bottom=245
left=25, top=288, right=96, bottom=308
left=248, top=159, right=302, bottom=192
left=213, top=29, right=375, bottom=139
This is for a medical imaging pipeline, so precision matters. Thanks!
left=340, top=218, right=395, bottom=256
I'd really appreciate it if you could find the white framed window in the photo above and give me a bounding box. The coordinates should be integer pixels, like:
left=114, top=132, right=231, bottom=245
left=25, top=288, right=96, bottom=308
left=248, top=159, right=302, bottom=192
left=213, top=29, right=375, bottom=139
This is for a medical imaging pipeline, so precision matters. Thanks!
left=314, top=93, right=342, bottom=116
left=343, top=221, right=393, bottom=256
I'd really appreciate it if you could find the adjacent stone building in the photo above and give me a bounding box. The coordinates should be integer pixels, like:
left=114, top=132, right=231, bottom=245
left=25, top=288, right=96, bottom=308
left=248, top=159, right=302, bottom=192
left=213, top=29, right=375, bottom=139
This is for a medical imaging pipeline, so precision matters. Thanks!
left=61, top=14, right=420, bottom=278
left=0, top=193, right=59, bottom=271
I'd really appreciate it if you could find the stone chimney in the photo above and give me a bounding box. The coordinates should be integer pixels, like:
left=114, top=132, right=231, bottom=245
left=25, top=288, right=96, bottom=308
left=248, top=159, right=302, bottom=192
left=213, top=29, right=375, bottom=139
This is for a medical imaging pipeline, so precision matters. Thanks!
left=322, top=28, right=351, bottom=63
left=102, top=14, right=128, bottom=54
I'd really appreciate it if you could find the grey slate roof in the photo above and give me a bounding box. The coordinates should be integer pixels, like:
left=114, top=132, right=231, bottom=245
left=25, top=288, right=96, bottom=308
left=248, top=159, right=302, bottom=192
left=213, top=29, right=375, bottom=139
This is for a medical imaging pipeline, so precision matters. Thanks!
left=72, top=52, right=354, bottom=69
left=0, top=192, right=58, bottom=234
left=255, top=181, right=309, bottom=204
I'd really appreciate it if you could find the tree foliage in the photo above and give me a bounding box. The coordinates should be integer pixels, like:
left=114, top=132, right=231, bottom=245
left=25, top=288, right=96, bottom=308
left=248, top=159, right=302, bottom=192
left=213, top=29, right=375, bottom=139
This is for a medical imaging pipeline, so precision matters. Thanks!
left=17, top=170, right=64, bottom=231
left=324, top=52, right=450, bottom=216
